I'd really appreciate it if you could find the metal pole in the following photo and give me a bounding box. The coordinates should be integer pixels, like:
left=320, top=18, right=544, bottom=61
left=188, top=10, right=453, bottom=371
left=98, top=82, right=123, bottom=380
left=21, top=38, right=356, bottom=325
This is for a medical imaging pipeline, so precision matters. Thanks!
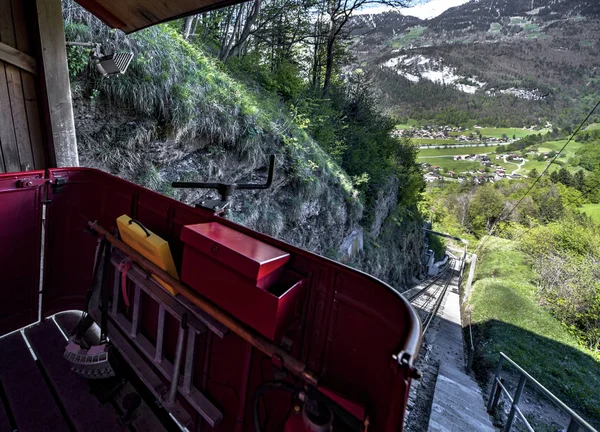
left=488, top=355, right=505, bottom=411
left=567, top=418, right=581, bottom=432
left=504, top=374, right=527, bottom=432
left=167, top=313, right=188, bottom=406
left=466, top=345, right=474, bottom=371
left=490, top=377, right=504, bottom=414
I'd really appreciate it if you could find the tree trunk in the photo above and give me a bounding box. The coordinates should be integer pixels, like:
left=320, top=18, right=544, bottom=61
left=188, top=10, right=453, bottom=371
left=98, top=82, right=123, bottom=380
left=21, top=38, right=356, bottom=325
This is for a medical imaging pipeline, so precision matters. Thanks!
left=218, top=8, right=235, bottom=59
left=323, top=36, right=335, bottom=95
left=190, top=15, right=200, bottom=39
left=227, top=0, right=262, bottom=60
left=182, top=16, right=194, bottom=39
left=220, top=5, right=243, bottom=61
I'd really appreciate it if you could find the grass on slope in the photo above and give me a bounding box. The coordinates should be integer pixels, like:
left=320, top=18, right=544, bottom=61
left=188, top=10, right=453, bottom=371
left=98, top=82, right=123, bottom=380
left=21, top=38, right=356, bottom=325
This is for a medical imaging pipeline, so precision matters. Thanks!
left=580, top=203, right=600, bottom=224
left=65, top=20, right=359, bottom=200
left=469, top=237, right=600, bottom=427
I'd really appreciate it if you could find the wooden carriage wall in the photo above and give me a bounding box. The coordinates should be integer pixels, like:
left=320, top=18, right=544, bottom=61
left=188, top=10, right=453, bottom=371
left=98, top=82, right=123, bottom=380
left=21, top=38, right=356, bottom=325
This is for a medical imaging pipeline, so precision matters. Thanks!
left=0, top=0, right=78, bottom=173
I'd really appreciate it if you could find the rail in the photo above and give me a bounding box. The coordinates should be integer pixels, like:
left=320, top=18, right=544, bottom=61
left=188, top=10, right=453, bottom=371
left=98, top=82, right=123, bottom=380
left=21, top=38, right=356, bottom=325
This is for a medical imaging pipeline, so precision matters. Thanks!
left=408, top=258, right=455, bottom=335
left=488, top=352, right=598, bottom=432
left=406, top=260, right=452, bottom=302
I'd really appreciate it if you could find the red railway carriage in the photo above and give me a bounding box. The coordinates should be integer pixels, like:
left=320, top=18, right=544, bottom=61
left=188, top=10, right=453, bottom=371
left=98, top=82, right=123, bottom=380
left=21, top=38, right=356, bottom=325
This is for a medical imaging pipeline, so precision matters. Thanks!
left=0, top=168, right=420, bottom=431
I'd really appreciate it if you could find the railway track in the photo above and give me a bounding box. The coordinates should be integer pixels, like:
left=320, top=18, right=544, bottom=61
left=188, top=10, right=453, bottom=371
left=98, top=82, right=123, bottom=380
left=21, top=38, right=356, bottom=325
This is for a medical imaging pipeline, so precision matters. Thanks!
left=404, top=257, right=458, bottom=431
left=408, top=258, right=456, bottom=335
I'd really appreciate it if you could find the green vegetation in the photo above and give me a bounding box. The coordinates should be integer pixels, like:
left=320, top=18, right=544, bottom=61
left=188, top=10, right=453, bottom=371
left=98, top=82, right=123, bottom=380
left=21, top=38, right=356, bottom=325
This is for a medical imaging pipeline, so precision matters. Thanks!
left=395, top=119, right=420, bottom=129
left=580, top=203, right=600, bottom=223
left=427, top=123, right=600, bottom=426
left=488, top=23, right=502, bottom=34
left=477, top=127, right=544, bottom=139
left=469, top=237, right=600, bottom=427
left=390, top=25, right=427, bottom=49
left=428, top=233, right=446, bottom=260
left=417, top=157, right=480, bottom=172
left=412, top=138, right=456, bottom=145
left=418, top=146, right=498, bottom=157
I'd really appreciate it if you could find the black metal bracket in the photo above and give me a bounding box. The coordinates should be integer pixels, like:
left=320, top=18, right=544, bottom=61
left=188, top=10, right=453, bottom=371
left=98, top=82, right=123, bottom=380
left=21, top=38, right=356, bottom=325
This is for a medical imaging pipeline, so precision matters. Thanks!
left=171, top=155, right=276, bottom=215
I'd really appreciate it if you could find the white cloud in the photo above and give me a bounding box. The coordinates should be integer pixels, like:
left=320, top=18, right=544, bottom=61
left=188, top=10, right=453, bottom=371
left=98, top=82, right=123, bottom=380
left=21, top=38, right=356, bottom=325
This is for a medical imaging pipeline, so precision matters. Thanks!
left=356, top=0, right=470, bottom=19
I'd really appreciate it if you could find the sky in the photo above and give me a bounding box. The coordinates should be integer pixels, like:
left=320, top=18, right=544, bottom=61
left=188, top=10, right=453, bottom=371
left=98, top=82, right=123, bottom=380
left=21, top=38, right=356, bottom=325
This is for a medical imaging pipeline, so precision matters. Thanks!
left=356, top=0, right=471, bottom=19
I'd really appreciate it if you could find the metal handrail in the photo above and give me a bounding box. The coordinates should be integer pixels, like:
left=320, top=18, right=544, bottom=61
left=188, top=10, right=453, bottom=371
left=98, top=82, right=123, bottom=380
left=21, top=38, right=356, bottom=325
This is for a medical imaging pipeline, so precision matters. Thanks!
left=488, top=352, right=597, bottom=432
left=466, top=310, right=475, bottom=371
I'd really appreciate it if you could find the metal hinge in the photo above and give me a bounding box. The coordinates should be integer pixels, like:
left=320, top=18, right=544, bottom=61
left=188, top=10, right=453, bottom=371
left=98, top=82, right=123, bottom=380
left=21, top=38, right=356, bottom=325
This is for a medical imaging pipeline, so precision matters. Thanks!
left=52, top=177, right=67, bottom=193
left=393, top=351, right=422, bottom=379
left=17, top=178, right=51, bottom=188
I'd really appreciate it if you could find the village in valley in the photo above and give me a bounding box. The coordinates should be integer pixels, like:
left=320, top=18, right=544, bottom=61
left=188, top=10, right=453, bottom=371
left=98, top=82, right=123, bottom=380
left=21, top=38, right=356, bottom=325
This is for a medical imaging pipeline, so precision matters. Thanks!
left=397, top=123, right=562, bottom=184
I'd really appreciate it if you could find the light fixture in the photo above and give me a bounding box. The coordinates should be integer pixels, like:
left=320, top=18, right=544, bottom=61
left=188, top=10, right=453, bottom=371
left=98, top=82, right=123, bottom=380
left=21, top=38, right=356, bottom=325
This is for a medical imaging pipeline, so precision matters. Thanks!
left=66, top=41, right=134, bottom=77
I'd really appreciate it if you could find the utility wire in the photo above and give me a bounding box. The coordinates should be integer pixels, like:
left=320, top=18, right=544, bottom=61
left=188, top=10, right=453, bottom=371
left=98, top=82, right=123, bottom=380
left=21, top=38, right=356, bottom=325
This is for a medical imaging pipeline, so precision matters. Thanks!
left=479, top=98, right=600, bottom=250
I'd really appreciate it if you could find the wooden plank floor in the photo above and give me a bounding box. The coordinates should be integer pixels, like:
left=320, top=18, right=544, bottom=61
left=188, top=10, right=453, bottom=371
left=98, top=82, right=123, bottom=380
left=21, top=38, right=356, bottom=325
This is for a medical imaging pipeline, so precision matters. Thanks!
left=0, top=315, right=171, bottom=432
left=0, top=331, right=70, bottom=431
left=0, top=391, right=13, bottom=432
left=53, top=312, right=169, bottom=432
left=25, top=319, right=128, bottom=432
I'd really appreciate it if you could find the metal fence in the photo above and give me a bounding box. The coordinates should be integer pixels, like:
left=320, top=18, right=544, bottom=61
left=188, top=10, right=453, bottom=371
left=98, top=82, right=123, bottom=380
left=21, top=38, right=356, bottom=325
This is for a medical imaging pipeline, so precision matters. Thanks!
left=488, top=352, right=597, bottom=432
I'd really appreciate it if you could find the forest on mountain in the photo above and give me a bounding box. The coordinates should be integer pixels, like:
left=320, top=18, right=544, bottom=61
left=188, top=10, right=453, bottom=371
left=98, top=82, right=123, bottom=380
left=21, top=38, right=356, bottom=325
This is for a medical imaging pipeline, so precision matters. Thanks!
left=349, top=0, right=600, bottom=127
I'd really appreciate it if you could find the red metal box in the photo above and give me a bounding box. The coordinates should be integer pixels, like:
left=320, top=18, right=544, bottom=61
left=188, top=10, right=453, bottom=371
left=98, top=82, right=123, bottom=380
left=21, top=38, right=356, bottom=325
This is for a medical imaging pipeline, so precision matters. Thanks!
left=180, top=223, right=304, bottom=340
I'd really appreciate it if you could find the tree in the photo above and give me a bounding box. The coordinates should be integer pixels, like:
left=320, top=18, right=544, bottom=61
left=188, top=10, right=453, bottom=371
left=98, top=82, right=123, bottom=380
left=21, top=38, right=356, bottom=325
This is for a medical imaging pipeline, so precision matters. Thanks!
left=182, top=15, right=195, bottom=39
left=573, top=170, right=586, bottom=192
left=557, top=167, right=573, bottom=187
left=218, top=0, right=263, bottom=61
left=468, top=185, right=506, bottom=236
left=319, top=0, right=408, bottom=94
left=529, top=168, right=539, bottom=178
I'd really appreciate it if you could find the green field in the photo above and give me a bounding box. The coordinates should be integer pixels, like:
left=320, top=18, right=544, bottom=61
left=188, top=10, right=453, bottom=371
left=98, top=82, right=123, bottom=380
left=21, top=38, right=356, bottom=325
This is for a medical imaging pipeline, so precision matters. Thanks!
left=516, top=140, right=586, bottom=174
left=518, top=158, right=550, bottom=174
left=477, top=127, right=546, bottom=139
left=395, top=119, right=420, bottom=130
left=537, top=139, right=583, bottom=156
left=580, top=204, right=600, bottom=223
left=390, top=25, right=427, bottom=49
left=469, top=237, right=600, bottom=428
left=413, top=138, right=457, bottom=145
left=418, top=146, right=499, bottom=157
left=418, top=157, right=481, bottom=172
left=585, top=123, right=600, bottom=131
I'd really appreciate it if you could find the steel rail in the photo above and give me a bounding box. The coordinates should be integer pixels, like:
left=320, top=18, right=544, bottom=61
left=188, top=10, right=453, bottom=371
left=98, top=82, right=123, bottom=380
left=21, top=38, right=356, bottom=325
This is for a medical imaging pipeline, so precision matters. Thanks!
left=421, top=259, right=455, bottom=335
left=408, top=258, right=456, bottom=336
left=406, top=261, right=452, bottom=302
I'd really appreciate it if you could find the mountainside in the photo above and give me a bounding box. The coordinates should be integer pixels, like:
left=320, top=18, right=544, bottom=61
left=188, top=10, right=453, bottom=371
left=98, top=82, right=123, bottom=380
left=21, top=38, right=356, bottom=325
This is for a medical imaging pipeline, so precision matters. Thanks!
left=350, top=0, right=600, bottom=126
left=64, top=3, right=426, bottom=291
